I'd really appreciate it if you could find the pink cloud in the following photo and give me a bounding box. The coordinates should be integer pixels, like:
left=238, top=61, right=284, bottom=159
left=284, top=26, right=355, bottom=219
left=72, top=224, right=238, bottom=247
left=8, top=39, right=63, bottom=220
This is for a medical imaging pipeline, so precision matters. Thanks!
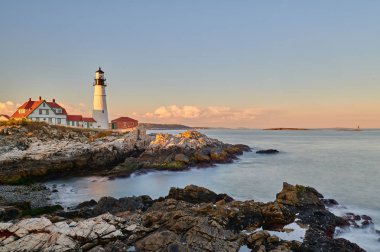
left=132, top=105, right=265, bottom=127
left=0, top=101, right=19, bottom=115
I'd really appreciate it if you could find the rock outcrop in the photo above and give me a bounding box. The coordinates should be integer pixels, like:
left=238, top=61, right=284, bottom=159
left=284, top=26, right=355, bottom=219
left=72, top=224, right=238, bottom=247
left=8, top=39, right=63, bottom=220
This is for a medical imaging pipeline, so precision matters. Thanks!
left=0, top=183, right=372, bottom=252
left=109, top=131, right=250, bottom=177
left=0, top=123, right=249, bottom=184
left=0, top=123, right=149, bottom=184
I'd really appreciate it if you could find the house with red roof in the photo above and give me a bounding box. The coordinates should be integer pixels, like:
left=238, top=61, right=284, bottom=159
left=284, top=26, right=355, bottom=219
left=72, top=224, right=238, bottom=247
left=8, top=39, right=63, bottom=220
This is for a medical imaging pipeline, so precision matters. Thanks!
left=0, top=114, right=10, bottom=122
left=11, top=97, right=97, bottom=128
left=111, top=117, right=138, bottom=130
left=11, top=97, right=68, bottom=125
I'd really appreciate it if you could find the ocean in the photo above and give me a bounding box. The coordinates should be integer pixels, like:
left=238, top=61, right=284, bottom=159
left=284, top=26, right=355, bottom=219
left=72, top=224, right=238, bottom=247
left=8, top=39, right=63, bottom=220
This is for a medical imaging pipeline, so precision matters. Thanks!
left=46, top=129, right=380, bottom=251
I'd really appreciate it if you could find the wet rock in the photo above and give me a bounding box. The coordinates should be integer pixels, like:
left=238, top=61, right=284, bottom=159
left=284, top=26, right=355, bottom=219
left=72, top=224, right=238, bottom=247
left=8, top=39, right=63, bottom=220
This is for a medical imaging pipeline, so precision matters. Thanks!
left=73, top=199, right=97, bottom=210
left=93, top=195, right=153, bottom=216
left=0, top=206, right=22, bottom=221
left=276, top=182, right=324, bottom=208
left=321, top=198, right=339, bottom=206
left=167, top=185, right=233, bottom=204
left=301, top=227, right=365, bottom=252
left=261, top=202, right=295, bottom=229
left=256, top=149, right=279, bottom=154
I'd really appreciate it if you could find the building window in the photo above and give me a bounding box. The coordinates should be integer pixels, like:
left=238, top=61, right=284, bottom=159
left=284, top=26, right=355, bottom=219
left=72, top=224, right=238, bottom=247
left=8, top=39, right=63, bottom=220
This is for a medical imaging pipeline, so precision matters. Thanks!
left=39, top=109, right=42, bottom=115
left=19, top=109, right=25, bottom=114
left=57, top=118, right=61, bottom=124
left=43, top=103, right=45, bottom=107
left=48, top=118, right=52, bottom=123
left=36, top=118, right=40, bottom=121
left=76, top=121, right=79, bottom=126
left=46, top=110, right=49, bottom=115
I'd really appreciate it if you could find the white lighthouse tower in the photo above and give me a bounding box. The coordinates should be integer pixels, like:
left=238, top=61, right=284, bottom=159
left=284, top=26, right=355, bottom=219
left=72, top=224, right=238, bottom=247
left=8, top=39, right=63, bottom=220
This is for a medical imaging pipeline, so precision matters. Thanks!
left=92, top=67, right=109, bottom=129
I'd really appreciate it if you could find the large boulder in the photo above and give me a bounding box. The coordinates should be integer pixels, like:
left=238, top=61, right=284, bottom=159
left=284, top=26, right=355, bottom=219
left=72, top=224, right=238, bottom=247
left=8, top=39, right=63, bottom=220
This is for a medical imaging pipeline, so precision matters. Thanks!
left=167, top=185, right=233, bottom=204
left=276, top=182, right=324, bottom=208
left=135, top=230, right=185, bottom=252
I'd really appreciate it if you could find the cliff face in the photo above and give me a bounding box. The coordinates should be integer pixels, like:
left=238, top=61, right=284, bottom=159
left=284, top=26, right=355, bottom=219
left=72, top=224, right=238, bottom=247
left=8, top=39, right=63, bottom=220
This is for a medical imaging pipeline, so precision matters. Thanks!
left=0, top=123, right=150, bottom=184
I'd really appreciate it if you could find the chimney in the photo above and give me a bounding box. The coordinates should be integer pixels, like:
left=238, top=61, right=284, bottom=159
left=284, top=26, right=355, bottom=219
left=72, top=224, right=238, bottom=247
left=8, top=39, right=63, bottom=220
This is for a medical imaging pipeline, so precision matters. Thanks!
left=29, top=98, right=31, bottom=101
left=52, top=98, right=56, bottom=103
left=39, top=96, right=42, bottom=101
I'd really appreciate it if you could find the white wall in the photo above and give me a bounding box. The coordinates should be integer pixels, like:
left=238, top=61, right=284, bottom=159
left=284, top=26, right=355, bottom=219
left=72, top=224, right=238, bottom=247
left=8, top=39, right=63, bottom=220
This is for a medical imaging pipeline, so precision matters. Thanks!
left=27, top=101, right=67, bottom=125
left=92, top=85, right=109, bottom=129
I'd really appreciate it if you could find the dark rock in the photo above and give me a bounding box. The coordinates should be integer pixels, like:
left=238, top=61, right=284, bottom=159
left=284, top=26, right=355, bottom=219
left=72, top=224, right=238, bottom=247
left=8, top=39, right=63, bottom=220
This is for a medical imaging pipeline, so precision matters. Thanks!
left=321, top=198, right=339, bottom=206
left=256, top=149, right=279, bottom=154
left=276, top=182, right=324, bottom=208
left=135, top=230, right=186, bottom=252
left=92, top=195, right=153, bottom=216
left=0, top=206, right=22, bottom=221
left=361, top=215, right=372, bottom=221
left=301, top=227, right=365, bottom=252
left=73, top=199, right=97, bottom=209
left=167, top=185, right=233, bottom=204
left=361, top=220, right=371, bottom=227
left=261, top=202, right=295, bottom=229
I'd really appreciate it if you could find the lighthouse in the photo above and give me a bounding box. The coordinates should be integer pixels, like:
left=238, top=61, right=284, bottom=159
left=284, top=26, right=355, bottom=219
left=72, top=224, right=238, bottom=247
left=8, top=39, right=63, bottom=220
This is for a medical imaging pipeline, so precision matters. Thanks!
left=92, top=67, right=109, bottom=129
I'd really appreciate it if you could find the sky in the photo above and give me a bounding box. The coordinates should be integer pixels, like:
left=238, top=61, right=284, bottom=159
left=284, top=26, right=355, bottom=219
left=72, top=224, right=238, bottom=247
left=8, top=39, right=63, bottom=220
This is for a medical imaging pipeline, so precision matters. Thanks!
left=1, top=0, right=380, bottom=128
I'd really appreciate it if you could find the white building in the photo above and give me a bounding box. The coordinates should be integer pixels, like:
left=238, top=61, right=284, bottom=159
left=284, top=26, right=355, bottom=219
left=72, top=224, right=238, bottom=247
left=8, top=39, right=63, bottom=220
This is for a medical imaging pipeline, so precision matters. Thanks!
left=11, top=97, right=97, bottom=128
left=11, top=97, right=68, bottom=125
left=92, top=67, right=109, bottom=129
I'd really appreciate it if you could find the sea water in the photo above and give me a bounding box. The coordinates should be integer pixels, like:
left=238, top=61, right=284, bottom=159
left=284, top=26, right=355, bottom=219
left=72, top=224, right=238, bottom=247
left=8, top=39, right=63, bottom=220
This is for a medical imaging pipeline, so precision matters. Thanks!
left=46, top=129, right=380, bottom=251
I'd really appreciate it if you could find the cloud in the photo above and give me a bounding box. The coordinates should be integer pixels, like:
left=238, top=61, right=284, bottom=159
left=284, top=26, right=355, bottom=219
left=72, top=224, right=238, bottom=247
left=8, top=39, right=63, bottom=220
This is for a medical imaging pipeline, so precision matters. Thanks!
left=133, top=105, right=265, bottom=127
left=0, top=101, right=18, bottom=115
left=143, top=105, right=202, bottom=119
left=59, top=102, right=91, bottom=116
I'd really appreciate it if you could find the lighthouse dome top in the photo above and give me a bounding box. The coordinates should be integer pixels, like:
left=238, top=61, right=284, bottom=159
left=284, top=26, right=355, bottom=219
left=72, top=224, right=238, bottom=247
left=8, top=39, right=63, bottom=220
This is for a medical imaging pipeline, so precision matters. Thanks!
left=96, top=67, right=104, bottom=73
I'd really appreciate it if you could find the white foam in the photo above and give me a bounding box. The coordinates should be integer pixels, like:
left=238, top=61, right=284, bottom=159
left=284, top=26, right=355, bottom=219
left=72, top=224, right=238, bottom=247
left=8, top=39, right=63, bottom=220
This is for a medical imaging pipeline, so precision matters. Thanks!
left=335, top=226, right=380, bottom=252
left=329, top=205, right=380, bottom=252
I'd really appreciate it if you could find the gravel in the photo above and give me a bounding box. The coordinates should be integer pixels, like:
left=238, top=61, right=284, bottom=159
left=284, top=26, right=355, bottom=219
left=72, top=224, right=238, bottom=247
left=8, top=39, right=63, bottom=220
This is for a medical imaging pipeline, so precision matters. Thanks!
left=0, top=184, right=52, bottom=208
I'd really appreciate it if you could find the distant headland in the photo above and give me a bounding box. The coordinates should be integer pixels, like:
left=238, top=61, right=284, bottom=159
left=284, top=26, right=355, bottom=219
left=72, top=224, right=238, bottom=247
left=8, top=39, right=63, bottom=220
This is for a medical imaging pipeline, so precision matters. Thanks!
left=264, top=127, right=309, bottom=131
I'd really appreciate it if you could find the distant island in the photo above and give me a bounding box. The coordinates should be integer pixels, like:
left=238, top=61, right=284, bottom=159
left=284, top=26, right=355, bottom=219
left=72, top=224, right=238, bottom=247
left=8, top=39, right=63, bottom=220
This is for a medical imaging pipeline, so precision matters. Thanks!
left=264, top=127, right=309, bottom=131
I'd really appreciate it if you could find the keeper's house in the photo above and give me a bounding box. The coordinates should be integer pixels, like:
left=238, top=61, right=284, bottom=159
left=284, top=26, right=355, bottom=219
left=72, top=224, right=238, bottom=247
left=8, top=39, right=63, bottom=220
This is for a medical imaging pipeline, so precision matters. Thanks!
left=11, top=97, right=97, bottom=128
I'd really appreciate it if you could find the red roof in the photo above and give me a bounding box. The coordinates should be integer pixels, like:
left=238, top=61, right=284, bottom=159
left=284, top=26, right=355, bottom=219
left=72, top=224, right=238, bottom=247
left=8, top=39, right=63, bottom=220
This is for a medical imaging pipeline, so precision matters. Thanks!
left=11, top=100, right=44, bottom=118
left=67, top=115, right=83, bottom=121
left=83, top=117, right=96, bottom=122
left=47, top=101, right=68, bottom=115
left=111, top=117, right=138, bottom=123
left=0, top=114, right=10, bottom=119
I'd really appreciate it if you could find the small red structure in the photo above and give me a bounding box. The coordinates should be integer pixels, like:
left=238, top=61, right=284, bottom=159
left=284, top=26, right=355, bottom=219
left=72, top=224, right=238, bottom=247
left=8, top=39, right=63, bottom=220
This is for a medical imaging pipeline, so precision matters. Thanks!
left=111, top=117, right=138, bottom=129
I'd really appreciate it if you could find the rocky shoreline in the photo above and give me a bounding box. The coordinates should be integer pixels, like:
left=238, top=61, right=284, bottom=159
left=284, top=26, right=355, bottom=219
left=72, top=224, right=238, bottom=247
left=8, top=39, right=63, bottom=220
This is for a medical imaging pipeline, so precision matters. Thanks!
left=0, top=183, right=376, bottom=251
left=0, top=123, right=249, bottom=184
